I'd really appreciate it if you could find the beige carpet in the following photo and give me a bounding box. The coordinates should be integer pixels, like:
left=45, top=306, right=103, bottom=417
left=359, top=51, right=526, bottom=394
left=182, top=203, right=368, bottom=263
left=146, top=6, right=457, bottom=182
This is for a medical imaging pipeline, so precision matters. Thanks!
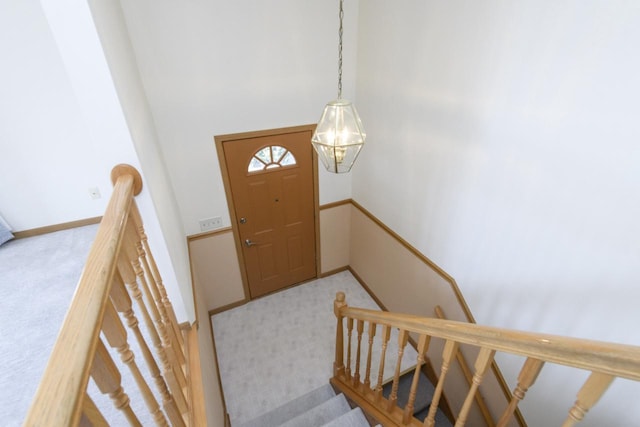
left=0, top=225, right=157, bottom=426
left=211, top=270, right=419, bottom=426
left=0, top=225, right=98, bottom=426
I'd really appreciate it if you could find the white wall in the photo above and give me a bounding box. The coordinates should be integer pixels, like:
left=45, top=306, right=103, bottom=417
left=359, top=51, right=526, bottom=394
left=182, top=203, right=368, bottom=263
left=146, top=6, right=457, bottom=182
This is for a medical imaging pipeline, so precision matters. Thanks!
left=86, top=0, right=194, bottom=323
left=0, top=0, right=191, bottom=322
left=0, top=0, right=110, bottom=230
left=117, top=0, right=358, bottom=235
left=354, top=1, right=640, bottom=425
left=40, top=0, right=192, bottom=322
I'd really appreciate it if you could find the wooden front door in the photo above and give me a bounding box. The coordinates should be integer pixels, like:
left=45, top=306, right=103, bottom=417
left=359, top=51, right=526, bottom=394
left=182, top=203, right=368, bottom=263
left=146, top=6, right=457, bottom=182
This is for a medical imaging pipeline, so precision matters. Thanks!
left=218, top=126, right=317, bottom=298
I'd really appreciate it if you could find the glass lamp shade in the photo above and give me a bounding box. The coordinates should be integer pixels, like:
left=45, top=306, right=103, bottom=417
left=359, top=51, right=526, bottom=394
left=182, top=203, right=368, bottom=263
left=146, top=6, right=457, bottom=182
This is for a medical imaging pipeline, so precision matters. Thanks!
left=311, top=99, right=366, bottom=173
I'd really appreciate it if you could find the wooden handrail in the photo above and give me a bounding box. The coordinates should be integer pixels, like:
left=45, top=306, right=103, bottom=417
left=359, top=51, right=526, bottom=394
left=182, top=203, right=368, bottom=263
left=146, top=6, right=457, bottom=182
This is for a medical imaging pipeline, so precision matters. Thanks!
left=24, top=170, right=138, bottom=426
left=435, top=305, right=495, bottom=427
left=339, top=306, right=640, bottom=381
left=24, top=164, right=199, bottom=426
left=331, top=293, right=640, bottom=427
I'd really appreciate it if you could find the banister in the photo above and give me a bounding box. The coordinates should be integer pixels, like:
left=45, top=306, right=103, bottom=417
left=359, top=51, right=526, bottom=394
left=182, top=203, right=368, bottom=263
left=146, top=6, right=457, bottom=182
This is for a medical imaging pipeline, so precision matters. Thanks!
left=435, top=305, right=494, bottom=427
left=339, top=306, right=640, bottom=382
left=24, top=164, right=203, bottom=426
left=333, top=294, right=640, bottom=426
left=24, top=165, right=142, bottom=426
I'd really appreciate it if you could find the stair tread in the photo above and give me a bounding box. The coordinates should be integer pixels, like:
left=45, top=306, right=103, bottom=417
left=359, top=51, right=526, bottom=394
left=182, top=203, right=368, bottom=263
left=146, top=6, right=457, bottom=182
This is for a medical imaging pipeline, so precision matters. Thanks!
left=321, top=407, right=370, bottom=427
left=382, top=367, right=435, bottom=414
left=237, top=384, right=336, bottom=427
left=279, top=393, right=351, bottom=427
left=414, top=404, right=453, bottom=426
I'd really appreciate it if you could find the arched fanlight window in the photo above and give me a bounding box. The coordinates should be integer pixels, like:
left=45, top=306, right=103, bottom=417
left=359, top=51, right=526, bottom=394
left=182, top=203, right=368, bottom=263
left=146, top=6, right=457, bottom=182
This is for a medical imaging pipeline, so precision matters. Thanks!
left=248, top=145, right=297, bottom=172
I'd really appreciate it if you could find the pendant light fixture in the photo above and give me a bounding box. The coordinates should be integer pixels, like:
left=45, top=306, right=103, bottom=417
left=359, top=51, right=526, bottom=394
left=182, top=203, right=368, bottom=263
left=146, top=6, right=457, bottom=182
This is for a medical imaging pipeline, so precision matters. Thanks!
left=312, top=0, right=365, bottom=174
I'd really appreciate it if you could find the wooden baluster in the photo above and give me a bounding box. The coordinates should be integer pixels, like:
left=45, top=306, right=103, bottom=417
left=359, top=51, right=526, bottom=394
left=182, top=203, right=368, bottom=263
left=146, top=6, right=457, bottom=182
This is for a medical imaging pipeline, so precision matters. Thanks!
left=435, top=306, right=494, bottom=427
left=123, top=222, right=187, bottom=380
left=346, top=317, right=354, bottom=381
left=364, top=322, right=377, bottom=390
left=131, top=202, right=185, bottom=354
left=117, top=249, right=189, bottom=410
left=455, top=347, right=496, bottom=427
left=375, top=325, right=392, bottom=403
left=127, top=219, right=187, bottom=372
left=353, top=319, right=365, bottom=387
left=497, top=358, right=544, bottom=427
left=425, top=340, right=459, bottom=427
left=388, top=329, right=409, bottom=412
left=111, top=272, right=186, bottom=425
left=562, top=372, right=614, bottom=427
left=102, top=299, right=169, bottom=426
left=80, top=393, right=108, bottom=427
left=91, top=338, right=141, bottom=426
left=333, top=292, right=347, bottom=377
left=404, top=334, right=431, bottom=424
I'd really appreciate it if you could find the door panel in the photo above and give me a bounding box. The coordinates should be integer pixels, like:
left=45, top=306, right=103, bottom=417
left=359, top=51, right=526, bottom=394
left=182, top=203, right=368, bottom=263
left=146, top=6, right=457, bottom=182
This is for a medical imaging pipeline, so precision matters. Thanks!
left=286, top=235, right=304, bottom=270
left=282, top=174, right=302, bottom=224
left=221, top=129, right=316, bottom=298
left=257, top=244, right=277, bottom=280
left=248, top=180, right=273, bottom=233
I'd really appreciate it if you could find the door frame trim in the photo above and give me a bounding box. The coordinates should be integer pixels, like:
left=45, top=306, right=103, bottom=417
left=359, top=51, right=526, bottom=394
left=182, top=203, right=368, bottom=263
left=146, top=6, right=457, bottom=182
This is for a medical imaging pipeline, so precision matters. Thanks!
left=214, top=124, right=321, bottom=300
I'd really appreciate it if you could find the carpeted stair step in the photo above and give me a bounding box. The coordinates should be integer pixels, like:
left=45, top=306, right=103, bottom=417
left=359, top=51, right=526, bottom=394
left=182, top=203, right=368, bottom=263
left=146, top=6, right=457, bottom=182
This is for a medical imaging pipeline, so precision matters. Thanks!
left=382, top=367, right=452, bottom=425
left=321, top=407, right=370, bottom=427
left=237, top=384, right=337, bottom=427
left=279, top=393, right=351, bottom=427
left=414, top=404, right=453, bottom=427
left=382, top=368, right=435, bottom=415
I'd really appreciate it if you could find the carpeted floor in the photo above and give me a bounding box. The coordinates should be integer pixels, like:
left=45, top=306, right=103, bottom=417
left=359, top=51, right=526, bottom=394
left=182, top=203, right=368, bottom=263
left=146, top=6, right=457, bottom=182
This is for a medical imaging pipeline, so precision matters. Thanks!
left=0, top=224, right=155, bottom=426
left=212, top=270, right=419, bottom=426
left=0, top=225, right=99, bottom=426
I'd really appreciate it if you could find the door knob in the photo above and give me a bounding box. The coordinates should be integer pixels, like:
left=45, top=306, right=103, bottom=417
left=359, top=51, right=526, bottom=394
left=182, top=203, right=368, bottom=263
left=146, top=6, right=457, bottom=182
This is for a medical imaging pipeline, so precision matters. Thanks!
left=244, top=239, right=257, bottom=247
left=240, top=217, right=247, bottom=224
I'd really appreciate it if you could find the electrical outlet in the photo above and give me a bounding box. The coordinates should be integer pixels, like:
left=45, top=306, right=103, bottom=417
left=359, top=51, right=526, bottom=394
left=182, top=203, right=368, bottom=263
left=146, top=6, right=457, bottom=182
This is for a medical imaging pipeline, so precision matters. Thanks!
left=199, top=216, right=223, bottom=232
left=88, top=187, right=101, bottom=200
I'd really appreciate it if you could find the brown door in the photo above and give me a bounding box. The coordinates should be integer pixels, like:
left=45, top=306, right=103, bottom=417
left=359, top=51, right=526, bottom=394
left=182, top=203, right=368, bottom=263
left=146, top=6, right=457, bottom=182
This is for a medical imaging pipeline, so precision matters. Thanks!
left=221, top=128, right=317, bottom=298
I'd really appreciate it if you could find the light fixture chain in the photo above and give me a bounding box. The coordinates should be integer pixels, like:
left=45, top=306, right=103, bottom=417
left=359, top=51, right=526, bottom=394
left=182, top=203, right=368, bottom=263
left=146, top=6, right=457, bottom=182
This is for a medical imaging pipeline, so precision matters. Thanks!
left=338, top=0, right=344, bottom=99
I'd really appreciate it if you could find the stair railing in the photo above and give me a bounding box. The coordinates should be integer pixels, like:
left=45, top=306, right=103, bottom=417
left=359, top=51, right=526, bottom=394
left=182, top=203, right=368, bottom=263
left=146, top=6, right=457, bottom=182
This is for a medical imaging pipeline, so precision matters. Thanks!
left=24, top=165, right=197, bottom=426
left=332, top=292, right=640, bottom=427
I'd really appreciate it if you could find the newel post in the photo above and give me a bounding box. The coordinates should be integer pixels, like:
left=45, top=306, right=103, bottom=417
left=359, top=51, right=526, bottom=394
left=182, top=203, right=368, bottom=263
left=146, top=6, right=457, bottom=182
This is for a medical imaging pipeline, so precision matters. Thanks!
left=334, top=292, right=347, bottom=377
left=111, top=164, right=143, bottom=195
